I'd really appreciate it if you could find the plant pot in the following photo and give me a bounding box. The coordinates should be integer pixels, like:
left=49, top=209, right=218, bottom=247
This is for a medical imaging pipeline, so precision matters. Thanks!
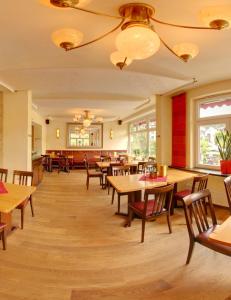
left=227, top=160, right=231, bottom=174
left=220, top=160, right=231, bottom=174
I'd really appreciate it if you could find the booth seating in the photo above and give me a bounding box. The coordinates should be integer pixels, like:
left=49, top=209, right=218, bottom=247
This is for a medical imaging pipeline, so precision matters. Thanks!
left=46, top=150, right=127, bottom=169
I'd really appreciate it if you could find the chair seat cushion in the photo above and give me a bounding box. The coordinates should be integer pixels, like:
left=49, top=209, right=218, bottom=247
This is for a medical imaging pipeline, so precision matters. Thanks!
left=131, top=200, right=166, bottom=217
left=88, top=170, right=102, bottom=177
left=174, top=189, right=191, bottom=200
left=0, top=222, right=6, bottom=229
left=196, top=225, right=231, bottom=256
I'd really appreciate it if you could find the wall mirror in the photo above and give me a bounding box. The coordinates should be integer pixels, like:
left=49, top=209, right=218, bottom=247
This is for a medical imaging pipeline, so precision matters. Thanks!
left=67, top=123, right=103, bottom=149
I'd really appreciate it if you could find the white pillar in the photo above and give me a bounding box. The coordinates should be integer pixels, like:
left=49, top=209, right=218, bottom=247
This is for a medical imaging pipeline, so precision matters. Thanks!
left=3, top=90, right=32, bottom=180
left=156, top=95, right=172, bottom=165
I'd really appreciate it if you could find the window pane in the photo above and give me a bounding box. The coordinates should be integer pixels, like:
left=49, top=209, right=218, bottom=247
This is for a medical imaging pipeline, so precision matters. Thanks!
left=199, top=123, right=226, bottom=166
left=199, top=99, right=231, bottom=118
left=130, top=132, right=148, bottom=158
left=149, top=120, right=156, bottom=129
left=137, top=120, right=147, bottom=131
left=149, top=131, right=156, bottom=157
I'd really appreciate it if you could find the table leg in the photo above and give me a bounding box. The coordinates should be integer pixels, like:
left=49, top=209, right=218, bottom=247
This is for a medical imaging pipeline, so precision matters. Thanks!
left=0, top=212, right=14, bottom=235
left=170, top=183, right=178, bottom=216
left=115, top=190, right=142, bottom=227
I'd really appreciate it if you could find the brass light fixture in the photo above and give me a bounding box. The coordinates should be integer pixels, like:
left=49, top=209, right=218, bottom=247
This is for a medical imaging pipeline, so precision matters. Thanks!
left=42, top=0, right=231, bottom=69
left=73, top=110, right=103, bottom=128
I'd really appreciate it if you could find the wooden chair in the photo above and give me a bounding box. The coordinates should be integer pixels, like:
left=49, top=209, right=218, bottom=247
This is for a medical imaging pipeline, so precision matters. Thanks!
left=107, top=162, right=122, bottom=194
left=137, top=161, right=146, bottom=174
left=182, top=189, right=231, bottom=264
left=41, top=155, right=50, bottom=172
left=12, top=170, right=34, bottom=229
left=128, top=184, right=174, bottom=243
left=148, top=157, right=156, bottom=162
left=174, top=174, right=209, bottom=206
left=0, top=168, right=8, bottom=182
left=85, top=162, right=103, bottom=190
left=111, top=165, right=130, bottom=213
left=0, top=223, right=6, bottom=250
left=58, top=156, right=70, bottom=173
left=224, top=176, right=231, bottom=214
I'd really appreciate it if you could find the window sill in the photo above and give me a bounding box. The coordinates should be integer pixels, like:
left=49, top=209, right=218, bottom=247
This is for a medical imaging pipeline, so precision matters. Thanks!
left=169, top=166, right=228, bottom=177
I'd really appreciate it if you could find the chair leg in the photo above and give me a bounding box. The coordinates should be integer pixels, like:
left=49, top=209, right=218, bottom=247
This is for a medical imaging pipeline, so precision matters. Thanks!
left=30, top=196, right=34, bottom=217
left=86, top=176, right=89, bottom=190
left=111, top=188, right=115, bottom=204
left=108, top=182, right=110, bottom=195
left=117, top=194, right=121, bottom=214
left=2, top=230, right=6, bottom=250
left=186, top=240, right=195, bottom=264
left=141, top=218, right=146, bottom=243
left=166, top=213, right=172, bottom=234
left=21, top=207, right=25, bottom=230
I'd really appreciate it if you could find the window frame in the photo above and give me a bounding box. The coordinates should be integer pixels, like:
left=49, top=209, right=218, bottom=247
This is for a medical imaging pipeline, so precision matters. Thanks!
left=195, top=96, right=231, bottom=170
left=129, top=115, right=156, bottom=158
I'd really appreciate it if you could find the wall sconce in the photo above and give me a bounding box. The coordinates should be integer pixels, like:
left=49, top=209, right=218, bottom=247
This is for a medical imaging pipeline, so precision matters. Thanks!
left=56, top=128, right=60, bottom=139
left=110, top=129, right=113, bottom=139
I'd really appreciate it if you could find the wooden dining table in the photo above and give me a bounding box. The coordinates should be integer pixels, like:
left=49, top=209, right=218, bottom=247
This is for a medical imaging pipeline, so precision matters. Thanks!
left=107, top=168, right=198, bottom=218
left=0, top=183, right=36, bottom=234
left=209, top=216, right=231, bottom=246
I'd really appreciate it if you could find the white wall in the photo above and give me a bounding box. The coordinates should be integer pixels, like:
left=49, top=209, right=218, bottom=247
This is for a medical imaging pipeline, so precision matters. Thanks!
left=46, top=118, right=128, bottom=150
left=32, top=109, right=46, bottom=155
left=3, top=90, right=32, bottom=179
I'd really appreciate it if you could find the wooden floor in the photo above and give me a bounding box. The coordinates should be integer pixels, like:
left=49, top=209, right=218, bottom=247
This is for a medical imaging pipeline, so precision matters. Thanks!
left=0, top=170, right=230, bottom=300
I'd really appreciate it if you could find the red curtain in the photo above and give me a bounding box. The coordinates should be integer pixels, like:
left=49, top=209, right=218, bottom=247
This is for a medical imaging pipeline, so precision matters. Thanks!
left=172, top=93, right=186, bottom=168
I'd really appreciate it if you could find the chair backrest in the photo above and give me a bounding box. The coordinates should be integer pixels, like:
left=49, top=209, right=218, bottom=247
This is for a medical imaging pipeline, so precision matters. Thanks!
left=224, top=176, right=231, bottom=214
left=118, top=154, right=128, bottom=163
left=112, top=166, right=125, bottom=176
left=191, top=174, right=209, bottom=193
left=107, top=162, right=122, bottom=176
left=148, top=157, right=156, bottom=162
left=138, top=161, right=146, bottom=171
left=102, top=156, right=111, bottom=162
left=13, top=170, right=33, bottom=186
left=0, top=168, right=8, bottom=182
left=183, top=189, right=217, bottom=238
left=143, top=184, right=174, bottom=216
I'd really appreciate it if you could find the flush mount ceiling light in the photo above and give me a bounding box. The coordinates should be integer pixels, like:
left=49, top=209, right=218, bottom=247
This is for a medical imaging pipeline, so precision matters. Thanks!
left=73, top=110, right=103, bottom=128
left=43, top=1, right=231, bottom=69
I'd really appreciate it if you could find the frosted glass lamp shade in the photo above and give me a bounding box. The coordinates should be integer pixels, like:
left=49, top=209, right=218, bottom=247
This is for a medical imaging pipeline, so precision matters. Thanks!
left=116, top=26, right=160, bottom=60
left=173, top=43, right=199, bottom=62
left=83, top=119, right=91, bottom=127
left=200, top=5, right=231, bottom=29
left=110, top=51, right=132, bottom=68
left=52, top=28, right=83, bottom=49
left=40, top=0, right=91, bottom=8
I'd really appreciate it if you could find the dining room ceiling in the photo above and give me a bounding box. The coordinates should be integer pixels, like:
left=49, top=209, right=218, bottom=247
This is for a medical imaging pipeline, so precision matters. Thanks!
left=0, top=0, right=231, bottom=120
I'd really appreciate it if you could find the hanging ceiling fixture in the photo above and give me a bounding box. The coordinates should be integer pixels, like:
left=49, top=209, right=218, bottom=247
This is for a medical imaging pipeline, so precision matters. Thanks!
left=43, top=1, right=231, bottom=69
left=73, top=110, right=103, bottom=127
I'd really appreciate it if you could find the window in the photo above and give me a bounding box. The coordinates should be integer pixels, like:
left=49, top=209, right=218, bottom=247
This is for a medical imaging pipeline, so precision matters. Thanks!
left=196, top=95, right=231, bottom=169
left=129, top=117, right=156, bottom=159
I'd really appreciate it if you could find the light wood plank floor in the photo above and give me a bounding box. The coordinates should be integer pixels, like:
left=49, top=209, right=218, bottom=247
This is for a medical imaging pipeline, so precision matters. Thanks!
left=0, top=170, right=230, bottom=300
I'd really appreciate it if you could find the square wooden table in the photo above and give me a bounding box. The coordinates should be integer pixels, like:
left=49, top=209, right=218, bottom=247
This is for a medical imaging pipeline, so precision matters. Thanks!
left=107, top=168, right=198, bottom=218
left=0, top=183, right=36, bottom=233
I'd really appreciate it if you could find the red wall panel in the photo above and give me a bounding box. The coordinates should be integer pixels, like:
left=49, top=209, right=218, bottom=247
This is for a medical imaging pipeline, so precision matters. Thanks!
left=172, top=93, right=186, bottom=168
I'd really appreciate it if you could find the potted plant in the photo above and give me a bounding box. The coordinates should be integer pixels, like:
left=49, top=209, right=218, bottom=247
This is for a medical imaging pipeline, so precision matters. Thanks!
left=215, top=129, right=231, bottom=174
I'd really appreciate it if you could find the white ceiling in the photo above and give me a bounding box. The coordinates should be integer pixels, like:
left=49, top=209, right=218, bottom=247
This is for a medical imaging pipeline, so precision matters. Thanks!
left=1, top=0, right=231, bottom=120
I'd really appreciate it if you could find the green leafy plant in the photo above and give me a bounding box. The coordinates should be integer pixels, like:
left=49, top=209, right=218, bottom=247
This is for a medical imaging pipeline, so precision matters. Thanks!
left=215, top=129, right=231, bottom=160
